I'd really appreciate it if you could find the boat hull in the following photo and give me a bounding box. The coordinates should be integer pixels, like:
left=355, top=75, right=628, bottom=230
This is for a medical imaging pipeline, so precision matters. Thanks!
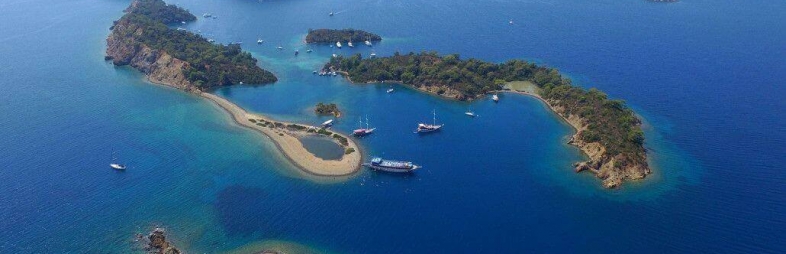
left=363, top=163, right=418, bottom=173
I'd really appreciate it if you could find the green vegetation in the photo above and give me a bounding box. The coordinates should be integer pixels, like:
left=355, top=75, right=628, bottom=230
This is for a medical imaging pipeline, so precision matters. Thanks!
left=123, top=0, right=195, bottom=24
left=286, top=124, right=308, bottom=131
left=317, top=128, right=333, bottom=136
left=111, top=0, right=277, bottom=87
left=305, top=29, right=382, bottom=44
left=332, top=134, right=349, bottom=146
left=345, top=148, right=356, bottom=155
left=326, top=52, right=647, bottom=167
left=315, top=103, right=341, bottom=117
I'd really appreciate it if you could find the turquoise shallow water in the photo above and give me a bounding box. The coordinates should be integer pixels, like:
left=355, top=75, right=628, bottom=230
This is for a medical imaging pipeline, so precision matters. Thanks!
left=0, top=0, right=784, bottom=253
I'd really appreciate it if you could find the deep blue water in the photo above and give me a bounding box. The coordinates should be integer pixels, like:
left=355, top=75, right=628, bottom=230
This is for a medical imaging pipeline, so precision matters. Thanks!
left=0, top=0, right=784, bottom=253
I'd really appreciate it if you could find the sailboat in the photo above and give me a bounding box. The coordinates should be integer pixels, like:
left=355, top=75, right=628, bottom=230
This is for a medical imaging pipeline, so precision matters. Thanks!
left=492, top=94, right=499, bottom=102
left=465, top=107, right=476, bottom=117
left=257, top=38, right=264, bottom=44
left=353, top=115, right=376, bottom=137
left=415, top=110, right=444, bottom=133
left=336, top=41, right=342, bottom=48
left=365, top=40, right=372, bottom=46
left=348, top=40, right=354, bottom=47
left=109, top=150, right=126, bottom=170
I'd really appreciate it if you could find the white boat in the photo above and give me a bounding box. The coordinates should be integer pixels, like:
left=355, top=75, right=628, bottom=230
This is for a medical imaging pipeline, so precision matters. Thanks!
left=336, top=41, right=342, bottom=48
left=203, top=13, right=212, bottom=18
left=110, top=163, right=126, bottom=170
left=386, top=88, right=394, bottom=93
left=277, top=46, right=284, bottom=50
left=257, top=39, right=264, bottom=44
left=306, top=49, right=313, bottom=53
left=181, top=21, right=186, bottom=24
left=492, top=94, right=499, bottom=102
left=332, top=54, right=338, bottom=58
left=365, top=40, right=372, bottom=46
left=363, top=157, right=420, bottom=173
left=348, top=41, right=354, bottom=47
left=416, top=110, right=444, bottom=133
left=329, top=12, right=334, bottom=16
left=322, top=119, right=334, bottom=127
left=176, top=27, right=186, bottom=31
left=109, top=150, right=126, bottom=170
left=207, top=38, right=215, bottom=43
left=509, top=19, right=514, bottom=25
left=465, top=111, right=476, bottom=117
left=370, top=52, right=377, bottom=58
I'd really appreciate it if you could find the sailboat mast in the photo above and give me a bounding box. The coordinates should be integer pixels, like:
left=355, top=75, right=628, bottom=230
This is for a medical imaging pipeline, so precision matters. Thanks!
left=433, top=110, right=436, bottom=125
left=365, top=115, right=369, bottom=129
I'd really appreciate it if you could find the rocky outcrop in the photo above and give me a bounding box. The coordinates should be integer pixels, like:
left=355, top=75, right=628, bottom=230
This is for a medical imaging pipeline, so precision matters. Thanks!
left=106, top=21, right=196, bottom=92
left=551, top=102, right=651, bottom=188
left=144, top=228, right=181, bottom=254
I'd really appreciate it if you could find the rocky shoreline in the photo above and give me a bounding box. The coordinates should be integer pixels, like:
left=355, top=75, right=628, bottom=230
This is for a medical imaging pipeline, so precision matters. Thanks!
left=498, top=90, right=650, bottom=188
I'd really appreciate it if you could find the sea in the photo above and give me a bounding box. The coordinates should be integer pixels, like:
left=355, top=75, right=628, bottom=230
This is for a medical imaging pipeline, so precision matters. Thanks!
left=0, top=0, right=784, bottom=252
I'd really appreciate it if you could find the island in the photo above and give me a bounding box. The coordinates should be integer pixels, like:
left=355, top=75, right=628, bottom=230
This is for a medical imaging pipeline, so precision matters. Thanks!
left=315, top=102, right=342, bottom=117
left=107, top=0, right=361, bottom=176
left=325, top=52, right=651, bottom=188
left=106, top=0, right=277, bottom=91
left=135, top=227, right=180, bottom=254
left=305, top=28, right=382, bottom=44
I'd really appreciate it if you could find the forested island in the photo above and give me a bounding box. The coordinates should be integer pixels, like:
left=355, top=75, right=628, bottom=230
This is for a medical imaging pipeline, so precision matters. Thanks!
left=325, top=52, right=650, bottom=188
left=305, top=29, right=382, bottom=44
left=106, top=0, right=277, bottom=91
left=315, top=102, right=342, bottom=117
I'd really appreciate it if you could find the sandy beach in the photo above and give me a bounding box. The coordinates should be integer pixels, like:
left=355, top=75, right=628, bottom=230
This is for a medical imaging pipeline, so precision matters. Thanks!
left=201, top=92, right=362, bottom=176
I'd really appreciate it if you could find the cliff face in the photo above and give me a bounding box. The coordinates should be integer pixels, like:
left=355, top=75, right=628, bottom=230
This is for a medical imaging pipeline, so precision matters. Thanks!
left=106, top=21, right=195, bottom=91
left=551, top=104, right=651, bottom=188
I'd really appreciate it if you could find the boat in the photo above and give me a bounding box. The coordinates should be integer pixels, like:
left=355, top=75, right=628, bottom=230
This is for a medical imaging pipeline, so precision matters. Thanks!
left=294, top=50, right=299, bottom=56
left=329, top=12, right=334, bottom=16
left=336, top=41, right=342, bottom=48
left=277, top=46, right=284, bottom=50
left=365, top=40, right=372, bottom=46
left=386, top=88, right=394, bottom=93
left=322, top=119, right=334, bottom=127
left=257, top=39, right=264, bottom=44
left=348, top=41, right=354, bottom=47
left=416, top=110, right=444, bottom=133
left=110, top=163, right=126, bottom=170
left=465, top=111, right=476, bottom=117
left=203, top=13, right=212, bottom=18
left=306, top=49, right=313, bottom=53
left=332, top=53, right=338, bottom=58
left=181, top=21, right=186, bottom=24
left=353, top=115, right=376, bottom=137
left=363, top=157, right=421, bottom=173
left=207, top=38, right=215, bottom=43
left=370, top=52, right=377, bottom=58
left=492, top=94, right=499, bottom=102
left=109, top=150, right=126, bottom=170
left=509, top=19, right=514, bottom=25
left=176, top=27, right=186, bottom=31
